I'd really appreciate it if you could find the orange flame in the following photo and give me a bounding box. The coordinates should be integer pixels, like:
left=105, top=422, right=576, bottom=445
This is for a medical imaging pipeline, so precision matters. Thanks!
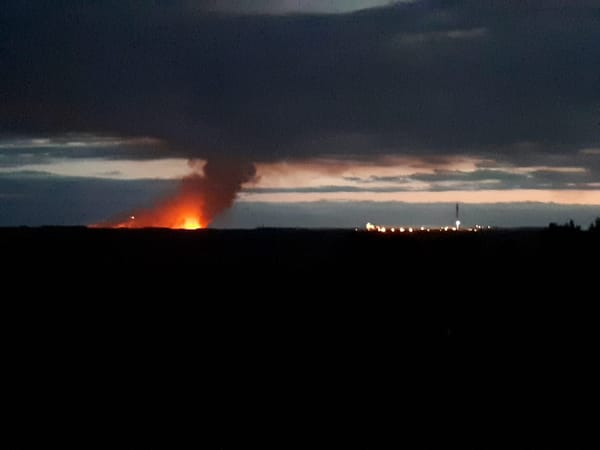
left=110, top=201, right=206, bottom=230
left=181, top=217, right=202, bottom=230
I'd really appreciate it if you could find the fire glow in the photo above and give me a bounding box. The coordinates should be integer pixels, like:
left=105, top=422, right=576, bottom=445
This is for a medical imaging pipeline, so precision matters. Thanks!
left=116, top=203, right=206, bottom=230
left=96, top=159, right=256, bottom=230
left=182, top=217, right=202, bottom=230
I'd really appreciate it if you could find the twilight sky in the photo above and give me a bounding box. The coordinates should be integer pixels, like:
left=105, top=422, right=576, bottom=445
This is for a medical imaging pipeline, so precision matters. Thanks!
left=1, top=0, right=599, bottom=227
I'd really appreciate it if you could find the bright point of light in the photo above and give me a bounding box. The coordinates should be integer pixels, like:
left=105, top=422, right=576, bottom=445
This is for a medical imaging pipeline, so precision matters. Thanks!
left=444, top=227, right=449, bottom=231
left=391, top=228, right=395, bottom=232
left=130, top=216, right=135, bottom=220
left=409, top=227, right=413, bottom=233
left=400, top=227, right=405, bottom=232
left=181, top=217, right=202, bottom=230
left=420, top=227, right=425, bottom=231
left=366, top=222, right=375, bottom=231
left=456, top=220, right=461, bottom=229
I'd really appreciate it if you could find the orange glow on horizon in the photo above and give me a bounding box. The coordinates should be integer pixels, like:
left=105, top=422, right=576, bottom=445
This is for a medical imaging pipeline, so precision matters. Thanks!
left=105, top=204, right=206, bottom=230
left=181, top=217, right=202, bottom=230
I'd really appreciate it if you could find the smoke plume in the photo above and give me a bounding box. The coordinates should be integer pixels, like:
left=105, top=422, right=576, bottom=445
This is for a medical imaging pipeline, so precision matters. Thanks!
left=103, top=159, right=256, bottom=229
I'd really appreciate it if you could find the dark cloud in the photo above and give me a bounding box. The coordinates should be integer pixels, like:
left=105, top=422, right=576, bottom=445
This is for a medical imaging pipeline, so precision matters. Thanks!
left=1, top=0, right=599, bottom=165
left=196, top=0, right=411, bottom=15
left=411, top=168, right=596, bottom=190
left=0, top=136, right=165, bottom=166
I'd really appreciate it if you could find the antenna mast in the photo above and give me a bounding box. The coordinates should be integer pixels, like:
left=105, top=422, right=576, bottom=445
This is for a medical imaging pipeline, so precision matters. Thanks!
left=455, top=203, right=460, bottom=230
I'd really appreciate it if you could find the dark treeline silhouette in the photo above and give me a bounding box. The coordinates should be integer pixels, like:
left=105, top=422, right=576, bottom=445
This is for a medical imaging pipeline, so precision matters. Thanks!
left=548, top=216, right=600, bottom=231
left=548, top=218, right=581, bottom=231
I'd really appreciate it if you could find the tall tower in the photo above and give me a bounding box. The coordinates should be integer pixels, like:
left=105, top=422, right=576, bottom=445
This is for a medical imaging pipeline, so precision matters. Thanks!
left=455, top=203, right=460, bottom=230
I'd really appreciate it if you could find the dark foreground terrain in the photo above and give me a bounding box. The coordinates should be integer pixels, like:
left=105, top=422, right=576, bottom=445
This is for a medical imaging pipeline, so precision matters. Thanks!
left=2, top=227, right=598, bottom=444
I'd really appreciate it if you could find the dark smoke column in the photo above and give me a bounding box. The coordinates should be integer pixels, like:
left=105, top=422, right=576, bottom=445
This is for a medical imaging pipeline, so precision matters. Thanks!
left=182, top=159, right=257, bottom=222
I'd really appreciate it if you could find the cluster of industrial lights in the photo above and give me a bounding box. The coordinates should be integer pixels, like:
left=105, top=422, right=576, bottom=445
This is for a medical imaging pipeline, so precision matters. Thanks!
left=364, top=204, right=491, bottom=233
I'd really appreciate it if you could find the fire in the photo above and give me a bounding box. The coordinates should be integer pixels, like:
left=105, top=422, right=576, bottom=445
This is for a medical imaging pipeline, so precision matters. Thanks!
left=181, top=216, right=202, bottom=230
left=107, top=206, right=205, bottom=230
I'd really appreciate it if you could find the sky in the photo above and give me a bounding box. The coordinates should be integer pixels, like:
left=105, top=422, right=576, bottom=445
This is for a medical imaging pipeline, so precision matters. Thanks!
left=1, top=0, right=599, bottom=228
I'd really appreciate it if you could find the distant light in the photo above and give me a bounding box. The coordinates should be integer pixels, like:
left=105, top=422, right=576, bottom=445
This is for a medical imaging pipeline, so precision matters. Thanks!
left=409, top=227, right=413, bottom=233
left=130, top=216, right=135, bottom=220
left=452, top=227, right=457, bottom=231
left=366, top=222, right=375, bottom=231
left=456, top=220, right=461, bottom=230
left=391, top=228, right=395, bottom=232
left=420, top=227, right=425, bottom=231
left=400, top=227, right=405, bottom=233
left=444, top=227, right=449, bottom=231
